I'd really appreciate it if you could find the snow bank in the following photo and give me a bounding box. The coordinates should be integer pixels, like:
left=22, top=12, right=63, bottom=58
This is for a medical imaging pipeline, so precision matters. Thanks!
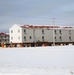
left=0, top=46, right=74, bottom=75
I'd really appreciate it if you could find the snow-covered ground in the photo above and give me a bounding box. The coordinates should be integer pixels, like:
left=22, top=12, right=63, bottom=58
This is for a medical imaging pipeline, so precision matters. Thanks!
left=0, top=46, right=74, bottom=75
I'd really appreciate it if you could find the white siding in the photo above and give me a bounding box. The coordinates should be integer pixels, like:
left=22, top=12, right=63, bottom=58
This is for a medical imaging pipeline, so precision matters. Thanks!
left=70, top=30, right=74, bottom=42
left=35, top=28, right=53, bottom=42
left=22, top=28, right=34, bottom=43
left=53, top=29, right=74, bottom=43
left=9, top=24, right=74, bottom=44
left=9, top=24, right=22, bottom=43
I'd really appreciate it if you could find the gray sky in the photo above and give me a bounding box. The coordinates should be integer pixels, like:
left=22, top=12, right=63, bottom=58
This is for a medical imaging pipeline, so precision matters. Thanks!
left=0, top=0, right=74, bottom=32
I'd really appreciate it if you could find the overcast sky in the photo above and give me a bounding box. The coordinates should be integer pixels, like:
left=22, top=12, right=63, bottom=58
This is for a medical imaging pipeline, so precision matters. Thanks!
left=0, top=0, right=74, bottom=32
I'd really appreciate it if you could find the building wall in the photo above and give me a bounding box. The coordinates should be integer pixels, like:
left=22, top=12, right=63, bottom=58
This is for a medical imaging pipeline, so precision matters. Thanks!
left=52, top=28, right=74, bottom=43
left=0, top=33, right=9, bottom=44
left=61, top=29, right=70, bottom=42
left=22, top=28, right=34, bottom=43
left=70, top=30, right=74, bottom=42
left=9, top=24, right=22, bottom=43
left=9, top=24, right=74, bottom=44
left=34, top=28, right=74, bottom=43
left=34, top=28, right=53, bottom=42
left=54, top=29, right=69, bottom=42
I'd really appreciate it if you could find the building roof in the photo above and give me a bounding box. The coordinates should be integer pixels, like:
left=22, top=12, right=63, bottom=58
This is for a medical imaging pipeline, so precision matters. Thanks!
left=20, top=24, right=60, bottom=29
left=0, top=32, right=9, bottom=36
left=20, top=24, right=74, bottom=29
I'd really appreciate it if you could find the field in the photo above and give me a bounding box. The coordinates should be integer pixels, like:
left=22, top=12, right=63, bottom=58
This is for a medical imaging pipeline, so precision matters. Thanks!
left=0, top=46, right=74, bottom=75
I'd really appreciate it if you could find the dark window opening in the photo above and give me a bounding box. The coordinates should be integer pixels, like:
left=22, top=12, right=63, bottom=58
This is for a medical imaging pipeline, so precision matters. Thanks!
left=60, top=36, right=62, bottom=41
left=30, top=36, right=32, bottom=39
left=24, top=29, right=26, bottom=34
left=42, top=36, right=44, bottom=41
left=24, top=36, right=26, bottom=41
left=69, top=36, right=71, bottom=41
left=42, top=30, right=44, bottom=34
left=59, top=30, right=62, bottom=35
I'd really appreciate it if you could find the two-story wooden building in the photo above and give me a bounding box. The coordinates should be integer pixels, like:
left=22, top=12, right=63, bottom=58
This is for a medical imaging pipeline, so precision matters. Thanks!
left=0, top=32, right=9, bottom=47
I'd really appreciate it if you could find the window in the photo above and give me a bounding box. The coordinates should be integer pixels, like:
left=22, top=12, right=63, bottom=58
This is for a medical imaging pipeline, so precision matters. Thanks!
left=60, top=36, right=62, bottom=41
left=18, top=30, right=20, bottom=33
left=18, top=36, right=20, bottom=39
left=11, top=30, right=13, bottom=33
left=59, top=30, right=62, bottom=35
left=55, top=36, right=57, bottom=41
left=24, top=29, right=26, bottom=34
left=54, top=30, right=57, bottom=34
left=69, top=30, right=71, bottom=35
left=5, top=36, right=6, bottom=38
left=42, top=30, right=44, bottom=34
left=30, top=36, right=32, bottom=39
left=42, top=36, right=44, bottom=41
left=69, top=36, right=71, bottom=41
left=24, top=36, right=26, bottom=41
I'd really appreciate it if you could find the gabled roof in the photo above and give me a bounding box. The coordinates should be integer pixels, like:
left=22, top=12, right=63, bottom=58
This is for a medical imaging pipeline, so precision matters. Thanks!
left=9, top=24, right=21, bottom=30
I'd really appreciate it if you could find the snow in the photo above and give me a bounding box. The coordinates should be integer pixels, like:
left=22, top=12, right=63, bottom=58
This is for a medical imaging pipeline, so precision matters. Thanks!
left=0, top=46, right=74, bottom=75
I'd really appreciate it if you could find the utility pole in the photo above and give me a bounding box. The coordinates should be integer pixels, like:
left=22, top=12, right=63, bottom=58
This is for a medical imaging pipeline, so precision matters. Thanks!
left=33, top=26, right=35, bottom=43
left=52, top=18, right=55, bottom=46
left=33, top=25, right=36, bottom=43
